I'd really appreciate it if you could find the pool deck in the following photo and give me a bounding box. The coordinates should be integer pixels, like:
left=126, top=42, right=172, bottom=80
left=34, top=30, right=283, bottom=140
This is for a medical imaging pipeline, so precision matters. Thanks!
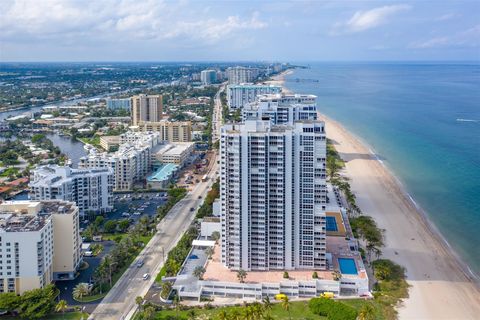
left=203, top=245, right=335, bottom=283
left=327, top=236, right=367, bottom=279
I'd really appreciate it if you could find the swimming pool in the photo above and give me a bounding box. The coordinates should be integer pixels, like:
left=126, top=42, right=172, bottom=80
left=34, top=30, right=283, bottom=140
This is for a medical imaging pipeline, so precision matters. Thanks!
left=326, top=216, right=338, bottom=232
left=338, top=258, right=358, bottom=275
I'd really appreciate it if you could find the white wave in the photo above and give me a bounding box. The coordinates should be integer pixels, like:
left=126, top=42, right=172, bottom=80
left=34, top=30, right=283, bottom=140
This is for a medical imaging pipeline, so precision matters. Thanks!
left=456, top=118, right=479, bottom=123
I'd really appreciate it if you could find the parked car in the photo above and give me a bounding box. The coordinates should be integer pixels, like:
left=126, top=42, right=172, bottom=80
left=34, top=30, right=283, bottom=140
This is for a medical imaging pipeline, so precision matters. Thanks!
left=136, top=260, right=144, bottom=268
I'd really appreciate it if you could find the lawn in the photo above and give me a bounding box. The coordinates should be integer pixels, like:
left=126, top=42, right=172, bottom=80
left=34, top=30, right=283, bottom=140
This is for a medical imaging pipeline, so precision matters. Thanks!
left=2, top=311, right=89, bottom=320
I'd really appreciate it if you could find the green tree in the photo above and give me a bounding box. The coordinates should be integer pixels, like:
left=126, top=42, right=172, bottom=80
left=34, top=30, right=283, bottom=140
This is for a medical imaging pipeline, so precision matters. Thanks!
left=55, top=300, right=68, bottom=319
left=104, top=220, right=117, bottom=233
left=73, top=283, right=91, bottom=300
left=217, top=309, right=228, bottom=320
left=281, top=296, right=292, bottom=320
left=204, top=247, right=214, bottom=259
left=283, top=271, right=289, bottom=279
left=236, top=269, right=247, bottom=283
left=18, top=284, right=56, bottom=319
left=211, top=231, right=220, bottom=242
left=358, top=303, right=376, bottom=320
left=143, top=306, right=155, bottom=320
left=135, top=296, right=144, bottom=310
left=94, top=215, right=105, bottom=227
left=193, top=266, right=206, bottom=280
left=262, top=296, right=272, bottom=315
left=0, top=292, right=21, bottom=313
left=312, top=271, right=318, bottom=279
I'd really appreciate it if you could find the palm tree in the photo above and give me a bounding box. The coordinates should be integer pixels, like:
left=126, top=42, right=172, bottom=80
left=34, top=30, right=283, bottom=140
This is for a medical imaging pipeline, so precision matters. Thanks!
left=135, top=296, right=144, bottom=310
left=251, top=302, right=264, bottom=319
left=358, top=303, right=376, bottom=320
left=281, top=296, right=291, bottom=320
left=187, top=309, right=196, bottom=320
left=236, top=269, right=247, bottom=283
left=230, top=308, right=241, bottom=320
left=73, top=283, right=90, bottom=300
left=143, top=306, right=156, bottom=320
left=204, top=247, right=214, bottom=259
left=174, top=295, right=181, bottom=320
left=211, top=231, right=220, bottom=242
left=55, top=300, right=68, bottom=319
left=262, top=296, right=272, bottom=315
left=193, top=266, right=206, bottom=280
left=217, top=309, right=228, bottom=320
left=333, top=270, right=342, bottom=281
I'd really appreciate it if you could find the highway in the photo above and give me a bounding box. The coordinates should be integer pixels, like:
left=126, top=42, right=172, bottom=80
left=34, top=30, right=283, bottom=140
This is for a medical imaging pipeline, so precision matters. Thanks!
left=88, top=85, right=224, bottom=320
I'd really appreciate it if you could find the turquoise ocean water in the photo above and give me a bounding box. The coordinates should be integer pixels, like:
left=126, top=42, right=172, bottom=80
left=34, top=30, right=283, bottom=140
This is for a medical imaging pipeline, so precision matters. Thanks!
left=284, top=63, right=480, bottom=276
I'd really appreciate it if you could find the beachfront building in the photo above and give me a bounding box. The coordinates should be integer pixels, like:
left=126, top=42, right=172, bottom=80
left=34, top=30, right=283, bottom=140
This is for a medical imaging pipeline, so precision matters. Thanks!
left=133, top=120, right=192, bottom=142
left=30, top=165, right=114, bottom=216
left=131, top=94, right=163, bottom=126
left=0, top=201, right=82, bottom=294
left=106, top=98, right=131, bottom=110
left=200, top=70, right=217, bottom=85
left=79, top=132, right=160, bottom=191
left=226, top=84, right=282, bottom=109
left=227, top=67, right=260, bottom=85
left=220, top=119, right=328, bottom=271
left=243, top=93, right=318, bottom=124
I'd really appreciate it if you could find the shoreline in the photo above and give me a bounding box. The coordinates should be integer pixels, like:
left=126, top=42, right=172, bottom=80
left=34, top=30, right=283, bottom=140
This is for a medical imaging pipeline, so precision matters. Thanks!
left=280, top=73, right=480, bottom=318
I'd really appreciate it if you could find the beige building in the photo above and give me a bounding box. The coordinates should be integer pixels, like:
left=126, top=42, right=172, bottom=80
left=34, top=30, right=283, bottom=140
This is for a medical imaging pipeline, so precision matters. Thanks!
left=153, top=142, right=195, bottom=166
left=0, top=201, right=81, bottom=294
left=135, top=120, right=192, bottom=142
left=99, top=135, right=121, bottom=151
left=131, top=94, right=163, bottom=125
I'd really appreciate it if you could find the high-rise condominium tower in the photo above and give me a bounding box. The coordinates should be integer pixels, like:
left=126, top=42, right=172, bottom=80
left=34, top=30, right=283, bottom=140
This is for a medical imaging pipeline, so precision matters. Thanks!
left=220, top=119, right=327, bottom=271
left=131, top=94, right=163, bottom=125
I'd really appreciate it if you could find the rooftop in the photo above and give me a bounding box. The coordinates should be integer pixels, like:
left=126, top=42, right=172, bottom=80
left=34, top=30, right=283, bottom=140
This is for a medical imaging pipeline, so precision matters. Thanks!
left=147, top=163, right=178, bottom=182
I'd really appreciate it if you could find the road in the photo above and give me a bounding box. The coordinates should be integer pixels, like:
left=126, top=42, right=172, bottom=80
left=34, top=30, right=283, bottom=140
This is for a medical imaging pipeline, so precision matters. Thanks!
left=211, top=83, right=226, bottom=142
left=88, top=86, right=224, bottom=320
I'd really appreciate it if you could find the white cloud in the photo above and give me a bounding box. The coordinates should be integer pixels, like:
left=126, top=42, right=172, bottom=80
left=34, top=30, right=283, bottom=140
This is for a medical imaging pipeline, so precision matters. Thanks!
left=0, top=0, right=267, bottom=44
left=435, top=13, right=460, bottom=21
left=410, top=24, right=480, bottom=49
left=331, top=4, right=411, bottom=35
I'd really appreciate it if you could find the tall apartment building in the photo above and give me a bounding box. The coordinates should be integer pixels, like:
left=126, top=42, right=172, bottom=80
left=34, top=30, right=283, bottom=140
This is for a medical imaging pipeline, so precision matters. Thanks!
left=106, top=98, right=131, bottom=110
left=79, top=132, right=160, bottom=191
left=30, top=165, right=114, bottom=216
left=131, top=94, right=163, bottom=125
left=135, top=120, right=192, bottom=142
left=0, top=201, right=81, bottom=294
left=200, top=70, right=217, bottom=85
left=227, top=84, right=282, bottom=109
left=220, top=119, right=327, bottom=271
left=227, top=67, right=260, bottom=85
left=242, top=93, right=318, bottom=124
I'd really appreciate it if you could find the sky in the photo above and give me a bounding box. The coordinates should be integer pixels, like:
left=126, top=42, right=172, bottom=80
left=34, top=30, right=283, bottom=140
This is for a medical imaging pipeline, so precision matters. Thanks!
left=0, top=0, right=479, bottom=62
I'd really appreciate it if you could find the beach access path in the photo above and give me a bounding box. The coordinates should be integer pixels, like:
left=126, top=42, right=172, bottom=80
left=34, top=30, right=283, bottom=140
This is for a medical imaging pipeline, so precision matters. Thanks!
left=323, top=114, right=480, bottom=319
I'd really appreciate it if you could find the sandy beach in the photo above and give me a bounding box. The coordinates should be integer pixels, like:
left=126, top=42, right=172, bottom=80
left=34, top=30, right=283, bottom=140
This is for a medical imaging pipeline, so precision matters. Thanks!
left=277, top=70, right=480, bottom=319
left=324, top=115, right=480, bottom=319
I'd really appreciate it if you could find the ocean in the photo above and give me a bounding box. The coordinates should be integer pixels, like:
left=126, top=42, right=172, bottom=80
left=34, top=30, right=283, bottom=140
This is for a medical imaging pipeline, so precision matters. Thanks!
left=284, top=62, right=480, bottom=276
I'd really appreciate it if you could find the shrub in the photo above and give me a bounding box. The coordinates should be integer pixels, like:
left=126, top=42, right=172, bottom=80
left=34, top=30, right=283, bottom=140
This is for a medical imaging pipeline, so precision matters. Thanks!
left=309, top=298, right=357, bottom=320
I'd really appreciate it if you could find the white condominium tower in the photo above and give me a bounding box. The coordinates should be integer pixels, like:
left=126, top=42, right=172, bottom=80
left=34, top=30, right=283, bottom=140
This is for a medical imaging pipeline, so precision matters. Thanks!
left=131, top=94, right=163, bottom=126
left=243, top=93, right=318, bottom=124
left=220, top=119, right=327, bottom=271
left=227, top=84, right=282, bottom=109
left=30, top=165, right=114, bottom=216
left=227, top=66, right=260, bottom=85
